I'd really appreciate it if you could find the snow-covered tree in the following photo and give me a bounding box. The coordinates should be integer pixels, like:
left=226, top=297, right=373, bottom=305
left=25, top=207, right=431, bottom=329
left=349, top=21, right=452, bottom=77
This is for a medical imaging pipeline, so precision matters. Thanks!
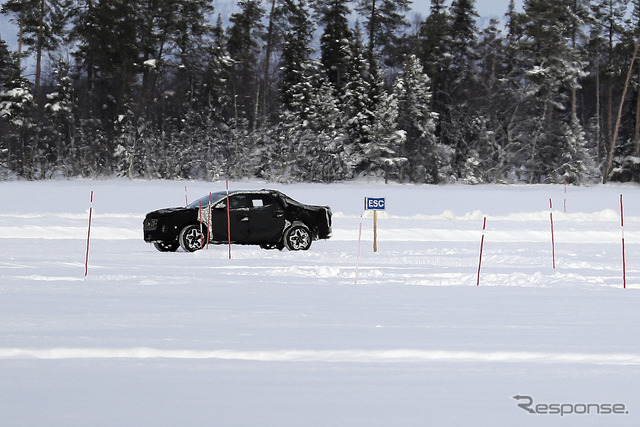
left=41, top=61, right=77, bottom=177
left=314, top=0, right=353, bottom=95
left=353, top=66, right=405, bottom=182
left=279, top=0, right=314, bottom=111
left=0, top=37, right=21, bottom=91
left=167, top=0, right=216, bottom=117
left=417, top=0, right=449, bottom=117
left=227, top=0, right=265, bottom=129
left=448, top=0, right=478, bottom=74
left=0, top=37, right=22, bottom=176
left=436, top=0, right=479, bottom=178
left=271, top=60, right=347, bottom=182
left=0, top=75, right=35, bottom=177
left=355, top=0, right=411, bottom=68
left=589, top=0, right=628, bottom=174
left=631, top=0, right=640, bottom=157
left=519, top=0, right=593, bottom=183
left=394, top=54, right=450, bottom=183
left=343, top=24, right=373, bottom=174
left=1, top=0, right=67, bottom=102
left=199, top=15, right=233, bottom=121
left=458, top=19, right=527, bottom=183
left=69, top=0, right=140, bottom=139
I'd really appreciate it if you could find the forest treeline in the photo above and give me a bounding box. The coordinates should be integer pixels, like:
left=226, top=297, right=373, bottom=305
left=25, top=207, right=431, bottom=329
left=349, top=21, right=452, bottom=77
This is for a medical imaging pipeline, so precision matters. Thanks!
left=1, top=0, right=640, bottom=184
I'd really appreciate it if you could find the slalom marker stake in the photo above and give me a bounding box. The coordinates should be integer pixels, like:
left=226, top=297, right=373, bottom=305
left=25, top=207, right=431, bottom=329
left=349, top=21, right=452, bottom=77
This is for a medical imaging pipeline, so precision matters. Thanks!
left=207, top=192, right=212, bottom=250
left=549, top=198, right=556, bottom=269
left=84, top=191, right=93, bottom=277
left=226, top=180, right=231, bottom=260
left=620, top=194, right=626, bottom=289
left=477, top=217, right=486, bottom=286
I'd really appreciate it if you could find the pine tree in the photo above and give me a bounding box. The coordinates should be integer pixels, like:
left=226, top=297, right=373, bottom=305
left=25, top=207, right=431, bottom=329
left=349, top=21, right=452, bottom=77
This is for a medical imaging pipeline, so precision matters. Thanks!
left=275, top=60, right=346, bottom=182
left=41, top=60, right=76, bottom=177
left=1, top=0, right=67, bottom=104
left=0, top=37, right=23, bottom=177
left=418, top=0, right=449, bottom=112
left=70, top=0, right=140, bottom=126
left=314, top=0, right=353, bottom=95
left=591, top=0, right=628, bottom=174
left=343, top=23, right=373, bottom=175
left=131, top=0, right=172, bottom=119
left=498, top=3, right=540, bottom=182
left=262, top=0, right=286, bottom=125
left=168, top=0, right=216, bottom=116
left=0, top=74, right=33, bottom=126
left=393, top=54, right=449, bottom=182
left=227, top=0, right=265, bottom=130
left=355, top=0, right=411, bottom=69
left=505, top=0, right=524, bottom=41
left=468, top=20, right=518, bottom=183
left=632, top=0, right=640, bottom=157
left=0, top=37, right=21, bottom=91
left=437, top=0, right=479, bottom=178
left=306, top=76, right=349, bottom=181
left=365, top=70, right=405, bottom=182
left=448, top=0, right=478, bottom=72
left=0, top=1, right=28, bottom=65
left=519, top=0, right=593, bottom=183
left=0, top=0, right=636, bottom=183
left=279, top=0, right=314, bottom=111
left=200, top=15, right=233, bottom=120
left=0, top=71, right=34, bottom=178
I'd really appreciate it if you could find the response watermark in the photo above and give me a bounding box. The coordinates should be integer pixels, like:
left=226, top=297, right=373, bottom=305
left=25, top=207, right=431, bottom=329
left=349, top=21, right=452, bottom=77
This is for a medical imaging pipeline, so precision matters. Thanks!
left=513, top=395, right=630, bottom=416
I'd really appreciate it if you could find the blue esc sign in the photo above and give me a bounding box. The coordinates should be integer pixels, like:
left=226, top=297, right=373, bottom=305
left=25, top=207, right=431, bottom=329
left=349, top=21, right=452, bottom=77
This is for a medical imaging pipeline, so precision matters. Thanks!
left=364, top=197, right=386, bottom=210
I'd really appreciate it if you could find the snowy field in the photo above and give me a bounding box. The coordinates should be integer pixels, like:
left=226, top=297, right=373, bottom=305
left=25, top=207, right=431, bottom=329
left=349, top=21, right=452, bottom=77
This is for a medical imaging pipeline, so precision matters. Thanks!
left=1, top=179, right=639, bottom=426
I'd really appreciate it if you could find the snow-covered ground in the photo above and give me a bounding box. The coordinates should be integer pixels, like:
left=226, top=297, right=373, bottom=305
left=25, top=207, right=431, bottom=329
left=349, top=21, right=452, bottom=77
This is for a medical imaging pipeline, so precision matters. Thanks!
left=1, top=179, right=639, bottom=426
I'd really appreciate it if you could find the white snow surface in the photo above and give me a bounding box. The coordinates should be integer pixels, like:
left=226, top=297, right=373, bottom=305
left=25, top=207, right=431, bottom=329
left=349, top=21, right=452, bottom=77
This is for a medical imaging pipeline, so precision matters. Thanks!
left=1, top=179, right=639, bottom=426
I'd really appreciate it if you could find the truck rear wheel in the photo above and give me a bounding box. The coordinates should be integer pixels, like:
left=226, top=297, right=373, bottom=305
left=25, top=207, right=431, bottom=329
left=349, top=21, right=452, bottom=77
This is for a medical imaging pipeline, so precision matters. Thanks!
left=283, top=224, right=312, bottom=251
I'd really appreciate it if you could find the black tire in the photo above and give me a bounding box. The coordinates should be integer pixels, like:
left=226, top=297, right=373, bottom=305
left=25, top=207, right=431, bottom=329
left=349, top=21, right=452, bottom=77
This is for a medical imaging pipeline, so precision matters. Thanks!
left=178, top=224, right=205, bottom=252
left=283, top=224, right=312, bottom=251
left=153, top=241, right=179, bottom=252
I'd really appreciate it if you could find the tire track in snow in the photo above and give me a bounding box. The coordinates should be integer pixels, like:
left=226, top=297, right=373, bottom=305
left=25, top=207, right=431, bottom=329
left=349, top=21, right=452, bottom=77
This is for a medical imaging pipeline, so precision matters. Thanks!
left=1, top=347, right=640, bottom=365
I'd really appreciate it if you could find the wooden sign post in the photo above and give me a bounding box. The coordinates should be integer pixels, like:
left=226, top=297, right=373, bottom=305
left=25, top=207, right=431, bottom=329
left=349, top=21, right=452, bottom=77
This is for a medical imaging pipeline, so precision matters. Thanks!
left=373, top=210, right=378, bottom=252
left=364, top=197, right=385, bottom=253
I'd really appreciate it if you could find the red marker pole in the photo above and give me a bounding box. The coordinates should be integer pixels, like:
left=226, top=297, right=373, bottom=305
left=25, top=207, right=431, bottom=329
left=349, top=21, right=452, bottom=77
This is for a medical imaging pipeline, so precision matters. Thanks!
left=199, top=199, right=204, bottom=249
left=549, top=198, right=556, bottom=269
left=207, top=192, right=212, bottom=250
left=477, top=217, right=486, bottom=286
left=185, top=186, right=188, bottom=207
left=620, top=194, right=626, bottom=289
left=563, top=180, right=567, bottom=213
left=84, top=191, right=94, bottom=277
left=226, top=180, right=231, bottom=259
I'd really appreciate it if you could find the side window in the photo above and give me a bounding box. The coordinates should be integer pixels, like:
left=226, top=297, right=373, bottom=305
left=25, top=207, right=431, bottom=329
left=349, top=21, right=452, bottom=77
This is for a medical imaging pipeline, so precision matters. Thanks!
left=250, top=195, right=275, bottom=208
left=262, top=195, right=275, bottom=206
left=229, top=195, right=250, bottom=209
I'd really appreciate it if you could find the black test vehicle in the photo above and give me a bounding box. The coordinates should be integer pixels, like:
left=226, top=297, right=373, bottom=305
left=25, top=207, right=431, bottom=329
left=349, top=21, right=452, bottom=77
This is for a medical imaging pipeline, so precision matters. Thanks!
left=143, top=190, right=332, bottom=252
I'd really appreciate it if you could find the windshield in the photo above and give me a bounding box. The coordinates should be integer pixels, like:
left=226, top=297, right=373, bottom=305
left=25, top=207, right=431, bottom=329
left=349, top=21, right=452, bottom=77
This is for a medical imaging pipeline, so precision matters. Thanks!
left=187, top=191, right=228, bottom=209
